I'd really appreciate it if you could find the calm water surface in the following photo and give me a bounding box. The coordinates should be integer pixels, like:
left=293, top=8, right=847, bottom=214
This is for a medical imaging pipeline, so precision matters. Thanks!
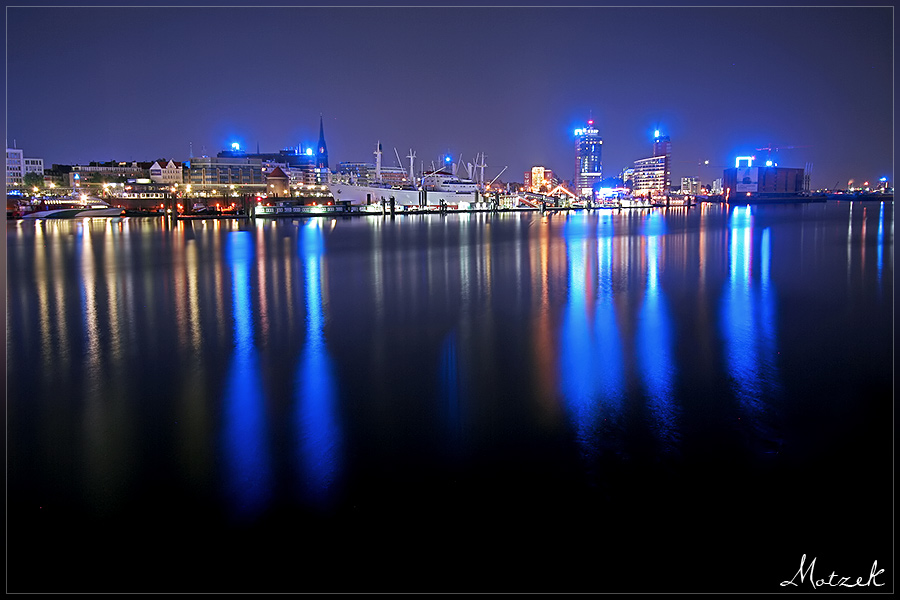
left=6, top=202, right=893, bottom=592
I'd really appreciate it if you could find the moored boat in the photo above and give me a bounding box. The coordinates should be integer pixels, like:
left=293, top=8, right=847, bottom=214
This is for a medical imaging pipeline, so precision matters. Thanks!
left=326, top=142, right=500, bottom=208
left=22, top=197, right=125, bottom=219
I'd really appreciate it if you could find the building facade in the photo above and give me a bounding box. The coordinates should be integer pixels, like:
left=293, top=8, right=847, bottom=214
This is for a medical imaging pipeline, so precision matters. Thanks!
left=24, top=157, right=44, bottom=178
left=632, top=156, right=667, bottom=197
left=69, top=162, right=149, bottom=187
left=652, top=132, right=671, bottom=193
left=722, top=165, right=805, bottom=198
left=185, top=156, right=264, bottom=192
left=265, top=166, right=291, bottom=197
left=681, top=176, right=701, bottom=195
left=6, top=148, right=24, bottom=187
left=333, top=162, right=408, bottom=186
left=525, top=166, right=557, bottom=193
left=574, top=120, right=602, bottom=197
left=149, top=160, right=183, bottom=184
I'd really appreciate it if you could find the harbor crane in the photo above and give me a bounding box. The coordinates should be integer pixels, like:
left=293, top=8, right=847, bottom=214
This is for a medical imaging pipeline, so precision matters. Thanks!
left=755, top=143, right=809, bottom=153
left=755, top=144, right=811, bottom=164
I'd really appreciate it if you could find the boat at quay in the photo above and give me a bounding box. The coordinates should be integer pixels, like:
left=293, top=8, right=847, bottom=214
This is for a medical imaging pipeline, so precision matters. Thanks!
left=325, top=142, right=497, bottom=209
left=19, top=196, right=125, bottom=219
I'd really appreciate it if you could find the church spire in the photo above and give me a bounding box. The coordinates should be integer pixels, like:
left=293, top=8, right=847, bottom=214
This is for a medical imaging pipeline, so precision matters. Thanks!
left=316, top=114, right=328, bottom=170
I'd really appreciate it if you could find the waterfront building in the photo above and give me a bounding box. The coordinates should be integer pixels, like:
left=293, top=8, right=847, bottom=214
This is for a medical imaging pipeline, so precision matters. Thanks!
left=265, top=166, right=290, bottom=197
left=525, top=166, right=558, bottom=193
left=574, top=119, right=602, bottom=197
left=220, top=146, right=321, bottom=188
left=681, top=176, right=701, bottom=195
left=69, top=161, right=149, bottom=188
left=25, top=157, right=44, bottom=178
left=711, top=178, right=723, bottom=195
left=6, top=148, right=42, bottom=188
left=185, top=155, right=264, bottom=194
left=652, top=131, right=672, bottom=193
left=630, top=130, right=672, bottom=198
left=333, top=162, right=408, bottom=186
left=723, top=163, right=805, bottom=199
left=632, top=156, right=667, bottom=198
left=6, top=148, right=24, bottom=187
left=149, top=159, right=183, bottom=185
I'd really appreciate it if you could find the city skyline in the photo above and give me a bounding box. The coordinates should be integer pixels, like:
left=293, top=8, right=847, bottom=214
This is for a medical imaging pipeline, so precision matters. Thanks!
left=6, top=5, right=894, bottom=189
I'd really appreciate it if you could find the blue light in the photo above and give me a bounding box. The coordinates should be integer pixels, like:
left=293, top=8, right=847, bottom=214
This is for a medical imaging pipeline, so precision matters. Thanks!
left=654, top=129, right=660, bottom=138
left=223, top=231, right=272, bottom=518
left=295, top=220, right=342, bottom=505
left=877, top=202, right=884, bottom=282
left=559, top=215, right=625, bottom=453
left=231, top=142, right=240, bottom=151
left=574, top=129, right=583, bottom=136
left=766, top=160, right=773, bottom=167
left=445, top=156, right=451, bottom=163
left=637, top=212, right=677, bottom=452
left=721, top=209, right=781, bottom=442
left=305, top=148, right=313, bottom=156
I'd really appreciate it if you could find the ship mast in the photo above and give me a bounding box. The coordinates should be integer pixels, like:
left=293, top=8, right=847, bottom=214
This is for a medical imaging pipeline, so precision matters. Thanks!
left=476, top=153, right=487, bottom=187
left=407, top=149, right=417, bottom=187
left=374, top=141, right=382, bottom=184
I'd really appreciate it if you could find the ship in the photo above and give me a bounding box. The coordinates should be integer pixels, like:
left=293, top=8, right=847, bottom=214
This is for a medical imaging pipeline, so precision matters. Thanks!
left=325, top=143, right=504, bottom=209
left=20, top=196, right=125, bottom=219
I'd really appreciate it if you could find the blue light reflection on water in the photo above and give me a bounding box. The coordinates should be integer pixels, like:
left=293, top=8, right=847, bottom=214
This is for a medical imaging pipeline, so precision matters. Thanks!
left=559, top=216, right=598, bottom=428
left=721, top=206, right=780, bottom=450
left=223, top=231, right=272, bottom=518
left=558, top=214, right=625, bottom=459
left=877, top=202, right=884, bottom=283
left=636, top=211, right=678, bottom=452
left=439, top=330, right=463, bottom=456
left=594, top=234, right=625, bottom=413
left=295, top=220, right=342, bottom=505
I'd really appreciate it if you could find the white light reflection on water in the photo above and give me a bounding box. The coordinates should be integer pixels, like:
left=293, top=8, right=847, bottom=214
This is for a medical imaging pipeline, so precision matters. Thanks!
left=295, top=219, right=342, bottom=505
left=223, top=231, right=272, bottom=518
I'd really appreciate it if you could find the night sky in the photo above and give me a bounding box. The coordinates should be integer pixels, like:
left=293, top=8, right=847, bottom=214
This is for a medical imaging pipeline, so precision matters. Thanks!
left=6, top=4, right=894, bottom=190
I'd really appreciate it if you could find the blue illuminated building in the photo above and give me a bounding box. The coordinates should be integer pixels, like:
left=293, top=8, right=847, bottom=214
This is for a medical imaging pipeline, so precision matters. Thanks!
left=574, top=119, right=602, bottom=198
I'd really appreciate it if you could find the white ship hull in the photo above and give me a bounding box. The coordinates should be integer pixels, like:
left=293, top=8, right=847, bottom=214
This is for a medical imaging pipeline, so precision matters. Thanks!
left=326, top=183, right=480, bottom=207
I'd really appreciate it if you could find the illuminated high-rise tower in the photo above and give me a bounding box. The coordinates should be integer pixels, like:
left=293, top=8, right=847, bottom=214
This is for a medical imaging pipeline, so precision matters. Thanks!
left=574, top=119, right=602, bottom=197
left=652, top=129, right=671, bottom=193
